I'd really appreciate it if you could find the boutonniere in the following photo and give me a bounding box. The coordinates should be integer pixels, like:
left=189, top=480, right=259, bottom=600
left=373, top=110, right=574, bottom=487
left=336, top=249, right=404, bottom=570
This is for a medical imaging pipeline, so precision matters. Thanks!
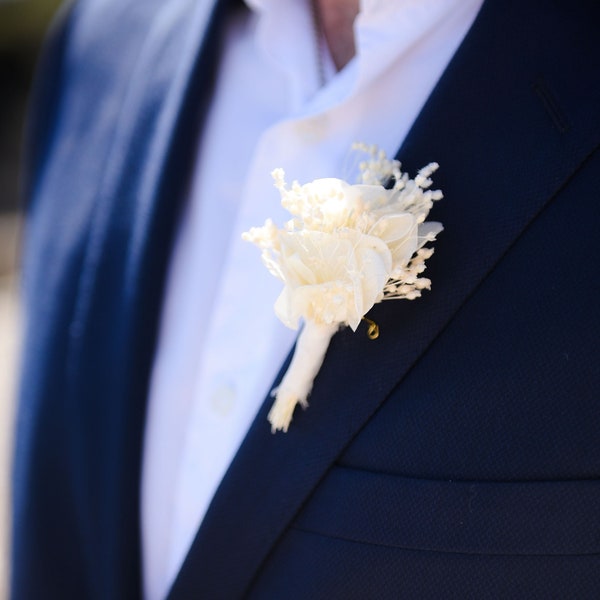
left=243, top=144, right=443, bottom=432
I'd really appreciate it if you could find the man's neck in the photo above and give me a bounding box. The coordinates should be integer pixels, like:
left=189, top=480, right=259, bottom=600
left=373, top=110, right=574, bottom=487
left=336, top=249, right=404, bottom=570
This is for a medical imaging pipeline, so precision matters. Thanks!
left=314, top=0, right=360, bottom=71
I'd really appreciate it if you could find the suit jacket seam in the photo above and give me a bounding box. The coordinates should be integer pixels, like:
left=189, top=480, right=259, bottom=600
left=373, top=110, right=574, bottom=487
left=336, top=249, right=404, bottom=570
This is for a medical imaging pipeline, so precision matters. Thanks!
left=288, top=525, right=600, bottom=557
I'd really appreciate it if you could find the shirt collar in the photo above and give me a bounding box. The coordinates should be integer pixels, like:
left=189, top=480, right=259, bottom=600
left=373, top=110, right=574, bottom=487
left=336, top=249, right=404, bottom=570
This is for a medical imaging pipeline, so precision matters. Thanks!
left=243, top=0, right=479, bottom=115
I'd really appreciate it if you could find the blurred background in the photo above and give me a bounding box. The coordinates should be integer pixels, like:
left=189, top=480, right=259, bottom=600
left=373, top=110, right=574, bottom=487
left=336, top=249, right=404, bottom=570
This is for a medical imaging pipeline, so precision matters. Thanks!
left=0, top=0, right=63, bottom=595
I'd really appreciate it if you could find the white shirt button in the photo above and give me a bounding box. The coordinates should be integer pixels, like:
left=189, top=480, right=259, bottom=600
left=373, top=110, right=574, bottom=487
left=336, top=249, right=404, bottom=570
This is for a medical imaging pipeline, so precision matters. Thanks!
left=209, top=381, right=237, bottom=416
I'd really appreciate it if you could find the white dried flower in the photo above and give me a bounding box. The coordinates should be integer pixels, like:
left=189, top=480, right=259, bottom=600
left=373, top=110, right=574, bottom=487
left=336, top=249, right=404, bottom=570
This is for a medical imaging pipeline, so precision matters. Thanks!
left=243, top=145, right=443, bottom=432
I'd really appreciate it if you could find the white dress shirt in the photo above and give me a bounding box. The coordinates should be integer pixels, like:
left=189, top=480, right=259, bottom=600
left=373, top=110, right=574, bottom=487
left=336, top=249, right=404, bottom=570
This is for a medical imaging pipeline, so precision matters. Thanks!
left=141, top=0, right=483, bottom=598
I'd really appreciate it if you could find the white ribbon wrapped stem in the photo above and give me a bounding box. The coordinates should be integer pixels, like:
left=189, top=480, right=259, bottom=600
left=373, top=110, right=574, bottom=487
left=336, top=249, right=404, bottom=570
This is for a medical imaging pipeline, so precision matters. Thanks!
left=268, top=320, right=339, bottom=432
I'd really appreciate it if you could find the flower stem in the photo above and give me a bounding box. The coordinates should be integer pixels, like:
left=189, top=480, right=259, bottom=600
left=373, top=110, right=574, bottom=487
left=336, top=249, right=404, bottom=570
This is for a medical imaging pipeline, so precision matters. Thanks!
left=268, top=321, right=338, bottom=432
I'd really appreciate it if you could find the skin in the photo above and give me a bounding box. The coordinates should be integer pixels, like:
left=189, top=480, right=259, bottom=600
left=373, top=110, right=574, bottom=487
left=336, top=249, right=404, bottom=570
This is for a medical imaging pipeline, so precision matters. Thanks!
left=314, top=0, right=360, bottom=70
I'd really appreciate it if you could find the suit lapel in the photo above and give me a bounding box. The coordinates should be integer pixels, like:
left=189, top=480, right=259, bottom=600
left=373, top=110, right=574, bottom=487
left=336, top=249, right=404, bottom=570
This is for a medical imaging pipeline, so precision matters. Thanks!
left=166, top=0, right=599, bottom=597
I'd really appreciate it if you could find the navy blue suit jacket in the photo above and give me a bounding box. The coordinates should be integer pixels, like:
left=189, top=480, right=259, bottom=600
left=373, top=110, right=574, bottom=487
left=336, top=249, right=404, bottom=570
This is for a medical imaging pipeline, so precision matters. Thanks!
left=12, top=0, right=600, bottom=598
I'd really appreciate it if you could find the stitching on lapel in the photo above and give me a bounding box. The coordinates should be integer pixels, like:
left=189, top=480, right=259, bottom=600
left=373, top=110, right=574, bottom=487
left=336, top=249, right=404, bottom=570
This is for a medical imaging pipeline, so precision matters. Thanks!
left=532, top=77, right=570, bottom=134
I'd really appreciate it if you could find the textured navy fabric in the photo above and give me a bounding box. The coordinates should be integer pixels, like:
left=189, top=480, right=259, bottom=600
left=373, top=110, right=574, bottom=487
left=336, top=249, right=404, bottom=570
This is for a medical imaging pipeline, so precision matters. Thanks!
left=12, top=0, right=600, bottom=598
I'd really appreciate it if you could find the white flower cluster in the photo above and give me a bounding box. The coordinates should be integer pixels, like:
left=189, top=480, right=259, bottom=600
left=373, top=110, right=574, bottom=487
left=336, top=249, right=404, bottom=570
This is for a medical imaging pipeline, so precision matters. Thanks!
left=244, top=145, right=443, bottom=331
left=243, top=145, right=443, bottom=432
